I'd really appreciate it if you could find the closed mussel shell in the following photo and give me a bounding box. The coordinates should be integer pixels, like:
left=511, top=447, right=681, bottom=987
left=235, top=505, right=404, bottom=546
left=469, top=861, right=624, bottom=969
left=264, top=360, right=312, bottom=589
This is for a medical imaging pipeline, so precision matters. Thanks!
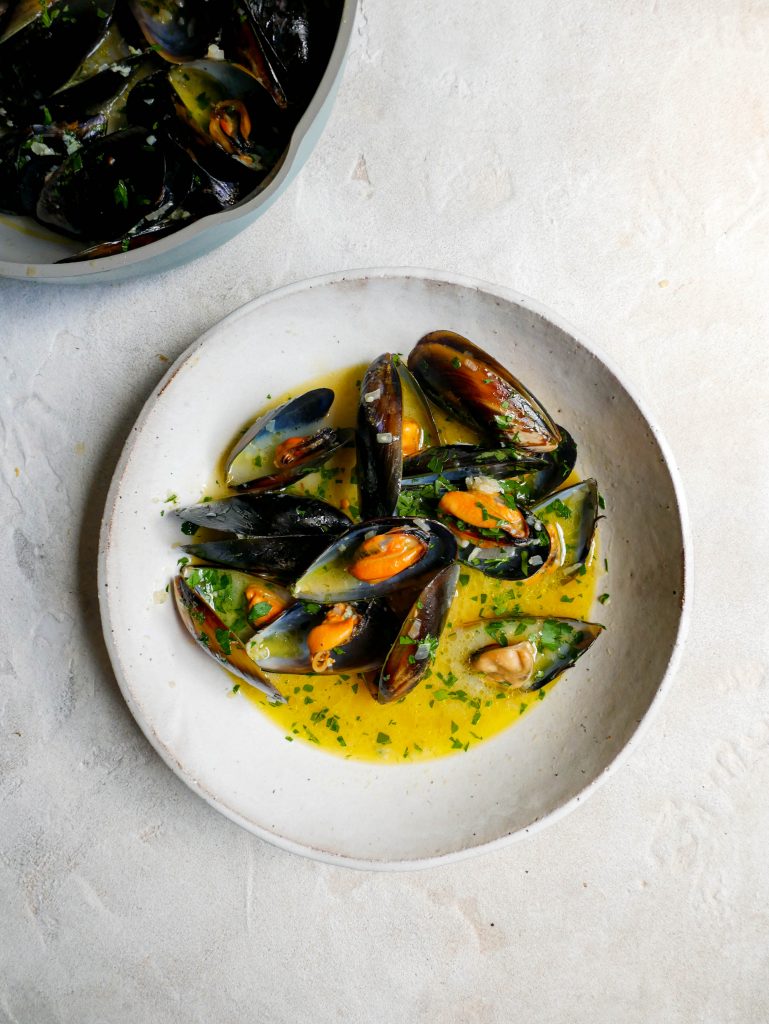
left=378, top=563, right=460, bottom=703
left=247, top=599, right=399, bottom=675
left=174, top=493, right=351, bottom=537
left=182, top=534, right=334, bottom=580
left=292, top=517, right=458, bottom=604
left=356, top=354, right=403, bottom=520
left=172, top=575, right=286, bottom=702
left=407, top=331, right=561, bottom=451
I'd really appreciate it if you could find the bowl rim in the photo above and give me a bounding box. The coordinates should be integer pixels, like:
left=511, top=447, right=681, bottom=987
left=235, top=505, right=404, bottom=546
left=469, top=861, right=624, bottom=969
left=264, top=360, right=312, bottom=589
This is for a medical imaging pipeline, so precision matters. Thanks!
left=0, top=0, right=358, bottom=281
left=98, top=266, right=693, bottom=871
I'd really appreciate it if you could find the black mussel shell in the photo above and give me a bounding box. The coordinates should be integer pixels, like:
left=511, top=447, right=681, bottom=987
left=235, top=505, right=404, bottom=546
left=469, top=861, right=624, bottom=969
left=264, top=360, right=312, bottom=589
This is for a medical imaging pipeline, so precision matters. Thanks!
left=242, top=0, right=341, bottom=107
left=0, top=0, right=118, bottom=110
left=172, top=575, right=285, bottom=702
left=226, top=387, right=344, bottom=490
left=401, top=444, right=547, bottom=486
left=182, top=534, right=333, bottom=580
left=531, top=478, right=598, bottom=570
left=446, top=502, right=551, bottom=581
left=36, top=127, right=169, bottom=240
left=292, top=517, right=458, bottom=604
left=128, top=0, right=223, bottom=62
left=174, top=493, right=352, bottom=536
left=448, top=616, right=604, bottom=693
left=0, top=126, right=80, bottom=216
left=167, top=59, right=288, bottom=175
left=56, top=218, right=187, bottom=262
left=502, top=427, right=577, bottom=504
left=395, top=357, right=441, bottom=454
left=407, top=331, right=561, bottom=451
left=378, top=564, right=460, bottom=703
left=356, top=353, right=402, bottom=520
left=247, top=599, right=399, bottom=674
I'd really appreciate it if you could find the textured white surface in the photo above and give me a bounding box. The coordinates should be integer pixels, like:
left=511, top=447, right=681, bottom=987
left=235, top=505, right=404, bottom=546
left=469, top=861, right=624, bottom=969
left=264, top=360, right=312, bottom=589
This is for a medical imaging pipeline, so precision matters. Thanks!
left=0, top=0, right=767, bottom=1020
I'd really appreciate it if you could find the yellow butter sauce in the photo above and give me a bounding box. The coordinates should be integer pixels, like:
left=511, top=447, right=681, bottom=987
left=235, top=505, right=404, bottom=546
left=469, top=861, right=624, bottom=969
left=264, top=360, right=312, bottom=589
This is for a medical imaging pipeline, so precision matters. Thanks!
left=204, top=363, right=601, bottom=763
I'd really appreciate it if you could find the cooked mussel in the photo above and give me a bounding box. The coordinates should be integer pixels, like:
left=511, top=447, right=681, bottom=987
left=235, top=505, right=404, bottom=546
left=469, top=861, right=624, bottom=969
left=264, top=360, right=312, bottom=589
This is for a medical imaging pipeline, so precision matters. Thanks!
left=356, top=354, right=403, bottom=519
left=0, top=0, right=118, bottom=110
left=246, top=599, right=398, bottom=674
left=174, top=492, right=351, bottom=537
left=435, top=477, right=550, bottom=580
left=35, top=127, right=175, bottom=240
left=448, top=616, right=604, bottom=693
left=408, top=331, right=561, bottom=451
left=225, top=388, right=351, bottom=490
left=292, top=517, right=458, bottom=604
left=168, top=59, right=287, bottom=173
left=173, top=575, right=286, bottom=702
left=181, top=564, right=292, bottom=640
left=532, top=479, right=598, bottom=570
left=395, top=357, right=440, bottom=455
left=378, top=563, right=459, bottom=703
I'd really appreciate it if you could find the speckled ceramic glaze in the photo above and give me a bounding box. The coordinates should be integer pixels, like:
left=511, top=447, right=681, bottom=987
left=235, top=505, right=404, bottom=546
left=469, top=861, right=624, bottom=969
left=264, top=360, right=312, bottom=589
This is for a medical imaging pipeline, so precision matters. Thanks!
left=98, top=269, right=690, bottom=868
left=0, top=1, right=357, bottom=284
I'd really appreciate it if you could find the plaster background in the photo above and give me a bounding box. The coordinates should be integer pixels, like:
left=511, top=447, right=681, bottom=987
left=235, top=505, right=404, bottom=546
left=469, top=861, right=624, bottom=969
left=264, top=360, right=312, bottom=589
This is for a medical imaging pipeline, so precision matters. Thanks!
left=1, top=1, right=768, bottom=1020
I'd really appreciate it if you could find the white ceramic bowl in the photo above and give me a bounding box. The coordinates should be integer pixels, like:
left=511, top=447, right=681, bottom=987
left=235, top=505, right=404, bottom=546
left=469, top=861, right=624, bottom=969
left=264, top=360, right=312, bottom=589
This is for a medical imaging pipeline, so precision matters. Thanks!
left=99, top=268, right=690, bottom=869
left=0, top=2, right=357, bottom=284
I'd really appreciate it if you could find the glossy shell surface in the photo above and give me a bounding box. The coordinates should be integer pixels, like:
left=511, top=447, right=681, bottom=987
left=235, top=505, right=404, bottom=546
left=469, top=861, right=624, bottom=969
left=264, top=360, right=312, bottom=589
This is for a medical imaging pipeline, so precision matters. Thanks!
left=292, top=516, right=458, bottom=604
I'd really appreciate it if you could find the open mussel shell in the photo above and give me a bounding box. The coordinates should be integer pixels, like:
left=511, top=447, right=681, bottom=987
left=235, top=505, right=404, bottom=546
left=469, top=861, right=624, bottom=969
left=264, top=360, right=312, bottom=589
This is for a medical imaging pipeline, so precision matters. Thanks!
left=402, top=444, right=546, bottom=487
left=449, top=505, right=551, bottom=581
left=174, top=492, right=351, bottom=537
left=246, top=600, right=398, bottom=675
left=407, top=331, right=561, bottom=452
left=181, top=564, right=292, bottom=642
left=128, top=0, right=222, bottom=63
left=292, top=517, right=458, bottom=604
left=168, top=59, right=287, bottom=173
left=356, top=354, right=403, bottom=520
left=532, top=479, right=598, bottom=570
left=378, top=563, right=459, bottom=704
left=395, top=357, right=441, bottom=454
left=503, top=427, right=577, bottom=504
left=226, top=387, right=336, bottom=488
left=0, top=0, right=118, bottom=109
left=172, top=575, right=286, bottom=703
left=446, top=616, right=604, bottom=693
left=50, top=56, right=157, bottom=141
left=35, top=127, right=171, bottom=240
left=182, top=534, right=333, bottom=580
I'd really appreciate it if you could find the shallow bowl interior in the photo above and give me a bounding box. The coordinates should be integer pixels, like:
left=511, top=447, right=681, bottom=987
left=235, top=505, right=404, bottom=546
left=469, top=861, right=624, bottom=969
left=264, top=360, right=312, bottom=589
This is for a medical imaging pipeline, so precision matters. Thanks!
left=99, top=269, right=688, bottom=868
left=0, top=0, right=357, bottom=284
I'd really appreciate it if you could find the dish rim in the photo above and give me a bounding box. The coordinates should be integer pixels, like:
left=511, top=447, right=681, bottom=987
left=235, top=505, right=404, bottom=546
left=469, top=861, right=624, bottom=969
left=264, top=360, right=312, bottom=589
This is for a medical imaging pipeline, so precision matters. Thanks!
left=0, top=0, right=358, bottom=281
left=97, top=266, right=693, bottom=871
